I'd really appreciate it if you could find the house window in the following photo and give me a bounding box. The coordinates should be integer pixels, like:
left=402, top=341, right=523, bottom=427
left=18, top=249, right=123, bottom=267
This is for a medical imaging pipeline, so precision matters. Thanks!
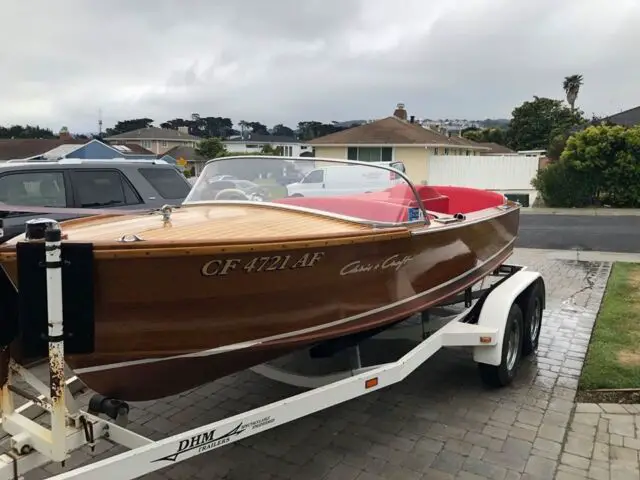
left=142, top=140, right=152, bottom=149
left=161, top=141, right=168, bottom=147
left=444, top=148, right=449, bottom=155
left=347, top=147, right=392, bottom=162
left=434, top=148, right=440, bottom=155
left=465, top=150, right=470, bottom=156
left=283, top=145, right=293, bottom=156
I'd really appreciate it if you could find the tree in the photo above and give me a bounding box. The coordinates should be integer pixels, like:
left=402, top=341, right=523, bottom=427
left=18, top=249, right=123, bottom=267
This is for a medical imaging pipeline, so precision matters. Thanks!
left=246, top=122, right=269, bottom=136
left=461, top=127, right=506, bottom=145
left=271, top=124, right=295, bottom=137
left=0, top=124, right=56, bottom=139
left=195, top=137, right=228, bottom=160
left=296, top=121, right=347, bottom=141
left=160, top=116, right=236, bottom=138
left=159, top=117, right=191, bottom=132
left=506, top=96, right=586, bottom=151
left=260, top=144, right=283, bottom=155
left=563, top=74, right=584, bottom=112
left=105, top=118, right=153, bottom=136
left=546, top=133, right=569, bottom=161
left=532, top=124, right=640, bottom=207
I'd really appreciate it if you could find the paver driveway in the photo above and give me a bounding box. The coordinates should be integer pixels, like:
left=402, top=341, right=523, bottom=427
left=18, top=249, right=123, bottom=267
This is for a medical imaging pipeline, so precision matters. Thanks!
left=18, top=249, right=612, bottom=479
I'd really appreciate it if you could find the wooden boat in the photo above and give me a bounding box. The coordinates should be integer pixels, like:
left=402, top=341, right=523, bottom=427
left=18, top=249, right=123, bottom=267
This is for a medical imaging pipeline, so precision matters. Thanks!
left=0, top=157, right=520, bottom=402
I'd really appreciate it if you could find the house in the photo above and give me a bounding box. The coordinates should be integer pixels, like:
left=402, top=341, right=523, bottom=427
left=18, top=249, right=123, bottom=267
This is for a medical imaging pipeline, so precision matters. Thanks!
left=48, top=139, right=156, bottom=160
left=600, top=105, right=640, bottom=127
left=223, top=134, right=312, bottom=157
left=308, top=103, right=489, bottom=184
left=0, top=138, right=87, bottom=161
left=104, top=126, right=201, bottom=155
left=477, top=142, right=517, bottom=155
left=0, top=135, right=156, bottom=162
left=159, top=146, right=208, bottom=175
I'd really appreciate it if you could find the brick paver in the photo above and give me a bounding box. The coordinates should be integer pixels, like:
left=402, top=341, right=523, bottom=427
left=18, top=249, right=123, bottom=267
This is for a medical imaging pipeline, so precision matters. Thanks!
left=6, top=249, right=613, bottom=479
left=560, top=404, right=640, bottom=479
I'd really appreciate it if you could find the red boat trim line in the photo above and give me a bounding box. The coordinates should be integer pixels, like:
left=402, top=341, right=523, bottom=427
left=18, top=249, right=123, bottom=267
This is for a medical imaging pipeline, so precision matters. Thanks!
left=73, top=237, right=516, bottom=375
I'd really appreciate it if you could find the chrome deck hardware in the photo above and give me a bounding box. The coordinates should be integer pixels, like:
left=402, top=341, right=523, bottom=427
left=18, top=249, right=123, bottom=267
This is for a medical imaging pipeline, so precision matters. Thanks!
left=160, top=205, right=173, bottom=225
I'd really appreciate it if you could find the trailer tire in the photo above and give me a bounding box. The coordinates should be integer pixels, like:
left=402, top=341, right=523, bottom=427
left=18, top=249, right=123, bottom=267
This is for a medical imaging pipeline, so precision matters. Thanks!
left=522, top=280, right=544, bottom=356
left=478, top=302, right=523, bottom=388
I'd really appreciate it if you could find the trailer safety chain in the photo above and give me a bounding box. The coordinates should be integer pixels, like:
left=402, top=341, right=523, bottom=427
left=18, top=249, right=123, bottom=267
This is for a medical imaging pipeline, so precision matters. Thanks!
left=79, top=416, right=95, bottom=452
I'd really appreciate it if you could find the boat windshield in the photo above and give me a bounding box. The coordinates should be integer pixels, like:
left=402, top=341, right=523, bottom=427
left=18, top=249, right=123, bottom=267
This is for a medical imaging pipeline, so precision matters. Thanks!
left=183, top=156, right=429, bottom=226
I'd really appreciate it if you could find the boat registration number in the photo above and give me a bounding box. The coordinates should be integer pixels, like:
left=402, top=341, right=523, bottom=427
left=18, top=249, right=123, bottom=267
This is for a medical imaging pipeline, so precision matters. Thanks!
left=201, top=251, right=325, bottom=277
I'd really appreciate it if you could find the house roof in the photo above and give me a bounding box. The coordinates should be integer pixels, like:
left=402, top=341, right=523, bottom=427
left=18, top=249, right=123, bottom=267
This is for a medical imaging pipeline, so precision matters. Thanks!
left=446, top=135, right=485, bottom=148
left=307, top=116, right=487, bottom=149
left=223, top=134, right=300, bottom=144
left=118, top=143, right=156, bottom=155
left=477, top=142, right=516, bottom=154
left=104, top=126, right=200, bottom=142
left=601, top=106, right=640, bottom=127
left=40, top=143, right=86, bottom=159
left=162, top=145, right=207, bottom=162
left=107, top=143, right=156, bottom=155
left=0, top=138, right=87, bottom=161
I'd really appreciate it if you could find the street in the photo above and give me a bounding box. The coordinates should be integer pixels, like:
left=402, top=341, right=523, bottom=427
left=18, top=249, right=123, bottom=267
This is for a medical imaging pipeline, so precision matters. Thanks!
left=518, top=214, right=640, bottom=253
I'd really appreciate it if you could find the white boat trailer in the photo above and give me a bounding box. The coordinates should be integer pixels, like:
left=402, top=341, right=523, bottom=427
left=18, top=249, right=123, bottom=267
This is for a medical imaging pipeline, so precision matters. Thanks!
left=0, top=220, right=546, bottom=480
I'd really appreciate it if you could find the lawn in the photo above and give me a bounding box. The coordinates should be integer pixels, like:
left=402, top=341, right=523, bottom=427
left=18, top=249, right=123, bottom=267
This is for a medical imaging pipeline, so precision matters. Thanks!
left=579, top=262, right=640, bottom=395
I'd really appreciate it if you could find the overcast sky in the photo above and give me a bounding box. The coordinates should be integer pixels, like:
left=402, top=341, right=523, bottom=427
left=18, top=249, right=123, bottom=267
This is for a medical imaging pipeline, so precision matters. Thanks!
left=1, top=0, right=638, bottom=133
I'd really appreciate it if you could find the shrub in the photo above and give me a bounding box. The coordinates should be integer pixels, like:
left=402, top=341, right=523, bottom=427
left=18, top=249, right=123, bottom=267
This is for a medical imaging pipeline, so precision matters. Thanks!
left=532, top=124, right=640, bottom=208
left=532, top=160, right=595, bottom=207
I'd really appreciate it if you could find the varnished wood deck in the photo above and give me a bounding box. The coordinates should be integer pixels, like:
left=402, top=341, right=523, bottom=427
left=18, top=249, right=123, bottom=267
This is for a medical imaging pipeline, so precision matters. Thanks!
left=0, top=203, right=411, bottom=251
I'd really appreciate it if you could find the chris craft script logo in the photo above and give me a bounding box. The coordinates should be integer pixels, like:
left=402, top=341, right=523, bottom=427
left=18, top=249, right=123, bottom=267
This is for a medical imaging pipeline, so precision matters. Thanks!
left=153, top=416, right=275, bottom=463
left=201, top=251, right=325, bottom=276
left=340, top=254, right=413, bottom=276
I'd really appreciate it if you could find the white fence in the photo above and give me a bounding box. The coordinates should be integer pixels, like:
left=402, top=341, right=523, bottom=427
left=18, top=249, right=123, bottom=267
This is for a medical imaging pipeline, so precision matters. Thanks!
left=427, top=155, right=540, bottom=205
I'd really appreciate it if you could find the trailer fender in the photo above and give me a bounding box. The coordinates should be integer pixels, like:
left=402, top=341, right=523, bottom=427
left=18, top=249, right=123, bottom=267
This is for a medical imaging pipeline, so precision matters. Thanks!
left=473, top=270, right=543, bottom=366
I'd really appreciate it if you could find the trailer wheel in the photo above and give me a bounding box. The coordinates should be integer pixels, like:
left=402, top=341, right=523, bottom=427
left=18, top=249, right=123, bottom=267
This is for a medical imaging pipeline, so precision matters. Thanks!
left=522, top=280, right=544, bottom=356
left=478, top=302, right=523, bottom=387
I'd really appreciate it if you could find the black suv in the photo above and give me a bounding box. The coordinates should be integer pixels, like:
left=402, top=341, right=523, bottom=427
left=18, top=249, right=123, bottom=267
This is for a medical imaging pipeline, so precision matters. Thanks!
left=0, top=159, right=192, bottom=243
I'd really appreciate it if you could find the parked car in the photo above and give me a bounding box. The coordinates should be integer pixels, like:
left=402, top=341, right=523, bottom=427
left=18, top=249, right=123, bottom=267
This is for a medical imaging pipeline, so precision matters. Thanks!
left=191, top=178, right=271, bottom=202
left=285, top=161, right=407, bottom=198
left=0, top=158, right=193, bottom=243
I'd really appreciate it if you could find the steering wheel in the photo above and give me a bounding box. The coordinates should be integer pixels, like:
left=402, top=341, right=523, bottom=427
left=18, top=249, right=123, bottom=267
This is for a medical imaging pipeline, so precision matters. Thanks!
left=214, top=188, right=251, bottom=201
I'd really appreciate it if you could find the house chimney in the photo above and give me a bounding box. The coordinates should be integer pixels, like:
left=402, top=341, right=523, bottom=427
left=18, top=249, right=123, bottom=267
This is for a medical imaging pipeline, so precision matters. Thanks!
left=59, top=126, right=72, bottom=141
left=410, top=115, right=415, bottom=124
left=393, top=103, right=407, bottom=121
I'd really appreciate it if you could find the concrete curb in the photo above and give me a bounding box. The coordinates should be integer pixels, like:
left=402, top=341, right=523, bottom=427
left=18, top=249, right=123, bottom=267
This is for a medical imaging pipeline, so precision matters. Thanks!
left=514, top=247, right=640, bottom=263
left=521, top=208, right=640, bottom=216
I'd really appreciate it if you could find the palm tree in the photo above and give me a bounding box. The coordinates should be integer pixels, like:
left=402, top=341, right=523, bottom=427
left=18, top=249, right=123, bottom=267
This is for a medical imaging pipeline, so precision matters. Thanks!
left=238, top=120, right=249, bottom=139
left=563, top=74, right=584, bottom=112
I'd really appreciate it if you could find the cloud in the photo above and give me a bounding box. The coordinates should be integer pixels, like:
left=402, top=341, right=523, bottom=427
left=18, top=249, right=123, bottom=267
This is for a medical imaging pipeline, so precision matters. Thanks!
left=1, top=0, right=637, bottom=132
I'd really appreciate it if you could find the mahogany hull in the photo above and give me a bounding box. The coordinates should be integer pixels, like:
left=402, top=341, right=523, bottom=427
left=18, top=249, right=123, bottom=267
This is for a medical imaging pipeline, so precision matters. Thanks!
left=0, top=206, right=519, bottom=401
